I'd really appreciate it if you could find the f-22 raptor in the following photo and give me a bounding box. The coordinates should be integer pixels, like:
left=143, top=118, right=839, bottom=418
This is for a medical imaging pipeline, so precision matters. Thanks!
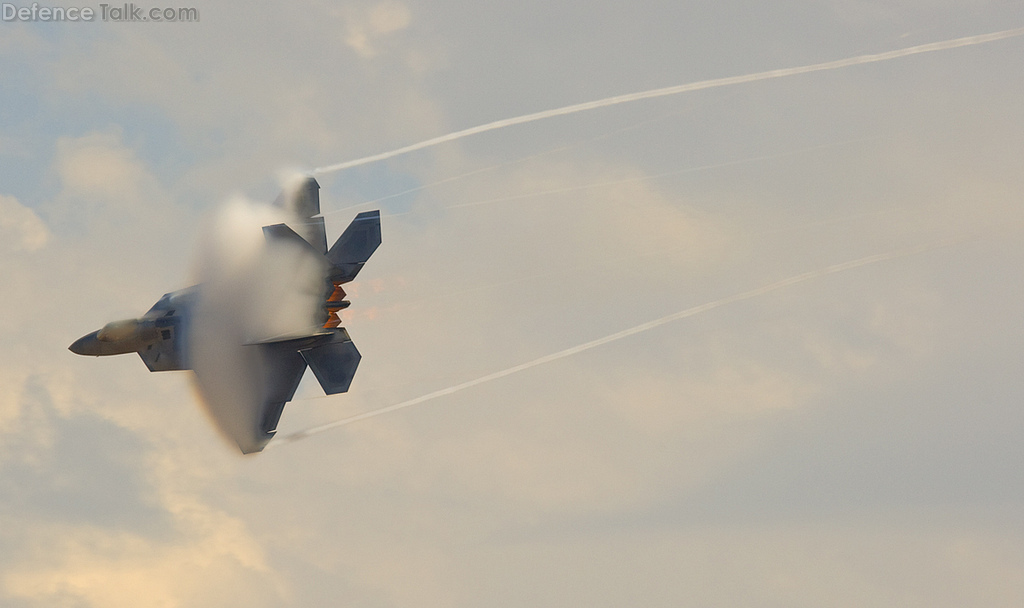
left=69, top=177, right=381, bottom=453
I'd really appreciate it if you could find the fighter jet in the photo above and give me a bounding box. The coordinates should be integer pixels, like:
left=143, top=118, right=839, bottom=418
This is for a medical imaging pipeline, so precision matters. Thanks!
left=69, top=177, right=381, bottom=453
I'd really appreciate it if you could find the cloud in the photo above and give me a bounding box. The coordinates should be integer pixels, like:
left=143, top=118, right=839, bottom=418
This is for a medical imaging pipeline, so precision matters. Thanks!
left=600, top=361, right=818, bottom=438
left=0, top=195, right=49, bottom=252
left=0, top=370, right=30, bottom=432
left=0, top=367, right=284, bottom=608
left=39, top=1, right=442, bottom=187
left=455, top=519, right=1024, bottom=607
left=342, top=1, right=414, bottom=58
left=3, top=519, right=282, bottom=608
left=54, top=133, right=154, bottom=208
left=2, top=1, right=1024, bottom=606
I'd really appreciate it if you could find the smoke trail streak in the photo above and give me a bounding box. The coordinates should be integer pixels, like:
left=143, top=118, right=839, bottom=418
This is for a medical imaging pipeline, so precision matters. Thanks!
left=318, top=146, right=579, bottom=218
left=318, top=104, right=712, bottom=218
left=271, top=241, right=956, bottom=447
left=312, top=28, right=1024, bottom=175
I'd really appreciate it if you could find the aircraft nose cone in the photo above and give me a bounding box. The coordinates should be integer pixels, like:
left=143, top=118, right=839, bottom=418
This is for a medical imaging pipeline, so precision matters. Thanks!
left=69, top=332, right=101, bottom=356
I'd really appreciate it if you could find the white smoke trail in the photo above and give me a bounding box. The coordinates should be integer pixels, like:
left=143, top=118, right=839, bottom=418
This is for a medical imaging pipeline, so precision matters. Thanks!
left=270, top=240, right=959, bottom=447
left=317, top=103, right=712, bottom=218
left=312, top=28, right=1024, bottom=175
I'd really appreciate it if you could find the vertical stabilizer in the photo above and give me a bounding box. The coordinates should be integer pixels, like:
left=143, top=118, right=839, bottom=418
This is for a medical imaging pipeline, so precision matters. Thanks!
left=327, top=210, right=382, bottom=284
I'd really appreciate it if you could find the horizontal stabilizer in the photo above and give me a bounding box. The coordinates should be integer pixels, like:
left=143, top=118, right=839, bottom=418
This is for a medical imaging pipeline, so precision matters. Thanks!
left=301, top=332, right=361, bottom=395
left=262, top=223, right=325, bottom=258
left=327, top=210, right=381, bottom=284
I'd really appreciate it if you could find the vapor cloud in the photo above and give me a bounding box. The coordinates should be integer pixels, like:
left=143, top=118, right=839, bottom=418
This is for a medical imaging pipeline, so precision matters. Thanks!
left=190, top=195, right=325, bottom=453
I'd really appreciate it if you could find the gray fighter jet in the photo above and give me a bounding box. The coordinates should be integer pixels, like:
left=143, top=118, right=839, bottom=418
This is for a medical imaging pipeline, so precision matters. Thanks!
left=69, top=177, right=381, bottom=453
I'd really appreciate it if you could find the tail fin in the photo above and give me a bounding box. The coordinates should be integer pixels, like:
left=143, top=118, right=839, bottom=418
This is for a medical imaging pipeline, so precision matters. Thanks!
left=300, top=329, right=362, bottom=395
left=274, top=175, right=321, bottom=218
left=328, top=210, right=381, bottom=284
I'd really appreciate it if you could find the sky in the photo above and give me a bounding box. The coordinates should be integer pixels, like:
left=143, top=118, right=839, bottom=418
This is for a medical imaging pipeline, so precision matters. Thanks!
left=2, top=1, right=1024, bottom=606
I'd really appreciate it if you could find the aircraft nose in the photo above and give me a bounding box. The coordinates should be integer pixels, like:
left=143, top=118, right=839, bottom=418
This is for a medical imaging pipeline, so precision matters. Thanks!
left=69, top=331, right=101, bottom=356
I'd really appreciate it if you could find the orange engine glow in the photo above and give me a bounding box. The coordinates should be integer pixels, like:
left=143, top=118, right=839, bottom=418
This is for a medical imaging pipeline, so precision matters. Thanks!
left=327, top=282, right=346, bottom=303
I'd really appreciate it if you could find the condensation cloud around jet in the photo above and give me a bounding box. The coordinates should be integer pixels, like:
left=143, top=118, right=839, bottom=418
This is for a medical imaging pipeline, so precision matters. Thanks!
left=70, top=178, right=381, bottom=453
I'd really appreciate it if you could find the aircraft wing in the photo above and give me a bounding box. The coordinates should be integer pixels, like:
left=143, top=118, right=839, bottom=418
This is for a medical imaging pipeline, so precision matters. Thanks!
left=255, top=342, right=309, bottom=448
